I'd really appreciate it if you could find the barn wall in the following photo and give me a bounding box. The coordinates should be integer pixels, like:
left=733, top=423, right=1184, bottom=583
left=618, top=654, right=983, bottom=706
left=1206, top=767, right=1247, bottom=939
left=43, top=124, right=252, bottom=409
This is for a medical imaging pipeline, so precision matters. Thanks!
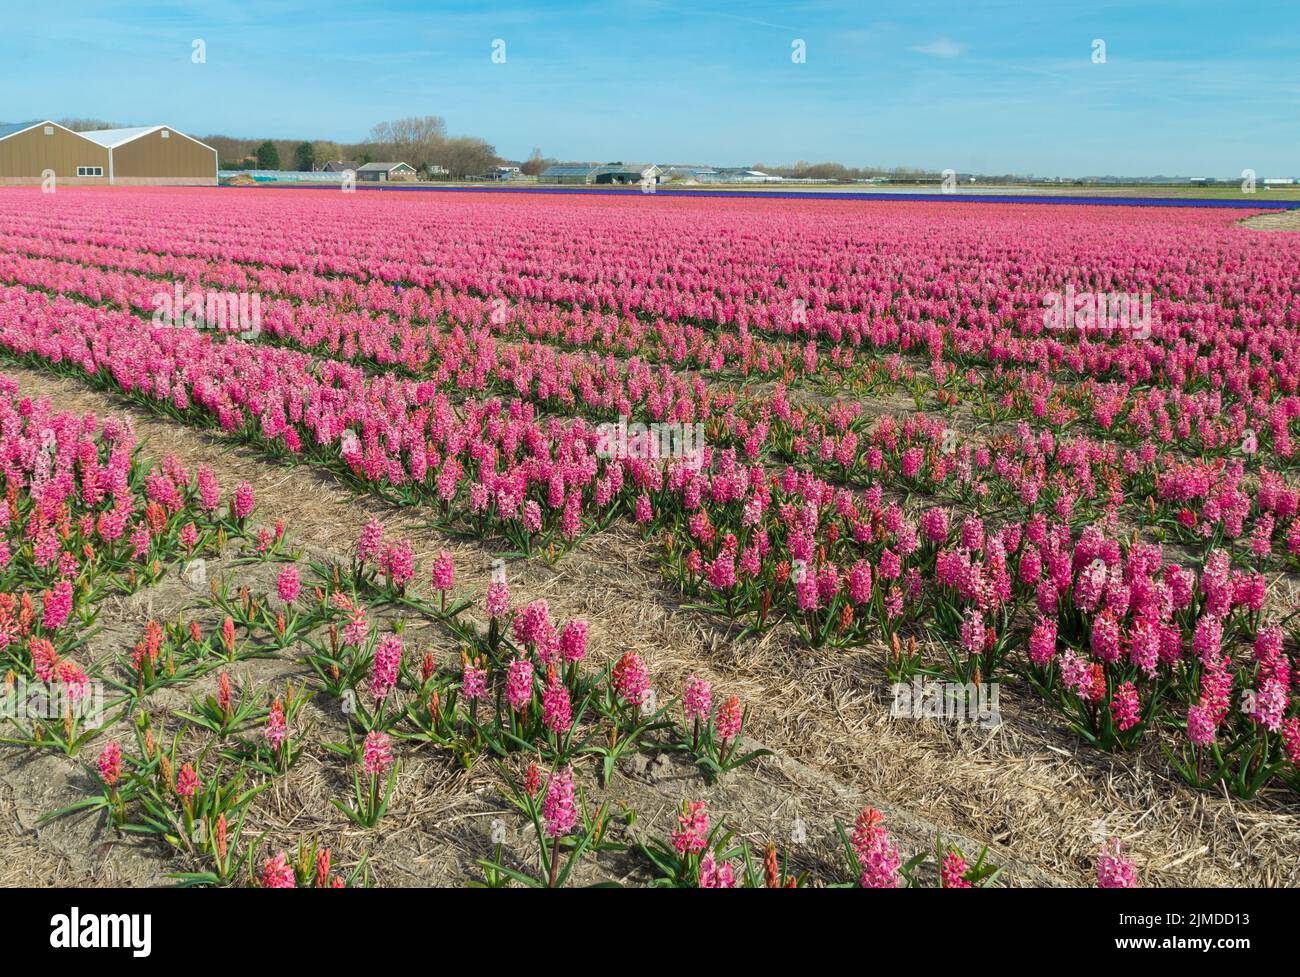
left=111, top=176, right=219, bottom=186
left=0, top=125, right=109, bottom=182
left=0, top=177, right=112, bottom=186
left=112, top=129, right=217, bottom=183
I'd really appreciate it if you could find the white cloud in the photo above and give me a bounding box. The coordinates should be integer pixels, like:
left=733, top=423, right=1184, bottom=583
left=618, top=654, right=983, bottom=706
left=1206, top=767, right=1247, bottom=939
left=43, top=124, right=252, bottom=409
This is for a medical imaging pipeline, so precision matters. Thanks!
left=911, top=37, right=966, bottom=58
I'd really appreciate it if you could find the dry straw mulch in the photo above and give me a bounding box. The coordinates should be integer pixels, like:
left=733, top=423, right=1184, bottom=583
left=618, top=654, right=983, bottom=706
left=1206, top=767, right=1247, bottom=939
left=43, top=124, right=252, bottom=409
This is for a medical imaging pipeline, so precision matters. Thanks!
left=2, top=364, right=1297, bottom=888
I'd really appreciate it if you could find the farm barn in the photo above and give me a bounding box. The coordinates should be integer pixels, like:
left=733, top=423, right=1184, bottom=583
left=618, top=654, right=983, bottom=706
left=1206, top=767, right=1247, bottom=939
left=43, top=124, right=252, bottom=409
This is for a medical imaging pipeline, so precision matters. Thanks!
left=0, top=121, right=217, bottom=186
left=356, top=161, right=417, bottom=182
left=541, top=162, right=662, bottom=185
left=0, top=121, right=108, bottom=185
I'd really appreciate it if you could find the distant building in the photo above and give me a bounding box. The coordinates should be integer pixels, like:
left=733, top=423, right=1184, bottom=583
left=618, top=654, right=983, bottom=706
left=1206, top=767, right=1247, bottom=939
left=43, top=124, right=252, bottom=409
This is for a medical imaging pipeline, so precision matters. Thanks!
left=710, top=168, right=782, bottom=183
left=356, top=161, right=417, bottom=182
left=426, top=164, right=449, bottom=177
left=0, top=120, right=217, bottom=185
left=661, top=165, right=719, bottom=182
left=541, top=162, right=661, bottom=185
left=472, top=165, right=522, bottom=181
left=322, top=160, right=359, bottom=172
left=219, top=169, right=349, bottom=184
left=661, top=165, right=782, bottom=184
left=541, top=163, right=597, bottom=184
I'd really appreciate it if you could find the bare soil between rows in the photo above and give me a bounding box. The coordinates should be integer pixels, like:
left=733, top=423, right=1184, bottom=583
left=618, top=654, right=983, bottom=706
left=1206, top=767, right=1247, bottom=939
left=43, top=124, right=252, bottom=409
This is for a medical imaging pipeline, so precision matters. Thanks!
left=2, top=364, right=1297, bottom=887
left=1238, top=210, right=1300, bottom=231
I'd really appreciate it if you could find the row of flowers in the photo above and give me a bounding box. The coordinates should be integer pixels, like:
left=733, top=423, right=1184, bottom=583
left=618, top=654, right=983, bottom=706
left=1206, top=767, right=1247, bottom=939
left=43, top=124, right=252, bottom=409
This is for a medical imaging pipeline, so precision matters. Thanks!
left=6, top=258, right=1300, bottom=578
left=6, top=214, right=1300, bottom=476
left=9, top=192, right=1296, bottom=406
left=2, top=281, right=1298, bottom=796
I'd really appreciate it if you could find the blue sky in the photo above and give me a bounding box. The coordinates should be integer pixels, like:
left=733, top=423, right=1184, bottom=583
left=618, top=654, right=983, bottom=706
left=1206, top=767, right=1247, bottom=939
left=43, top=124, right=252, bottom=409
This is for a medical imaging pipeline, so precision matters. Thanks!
left=2, top=0, right=1297, bottom=176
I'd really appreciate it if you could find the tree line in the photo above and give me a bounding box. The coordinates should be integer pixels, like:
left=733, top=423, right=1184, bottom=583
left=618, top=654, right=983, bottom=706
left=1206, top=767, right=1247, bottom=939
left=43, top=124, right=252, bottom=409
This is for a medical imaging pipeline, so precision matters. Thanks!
left=47, top=118, right=1037, bottom=184
left=202, top=115, right=500, bottom=179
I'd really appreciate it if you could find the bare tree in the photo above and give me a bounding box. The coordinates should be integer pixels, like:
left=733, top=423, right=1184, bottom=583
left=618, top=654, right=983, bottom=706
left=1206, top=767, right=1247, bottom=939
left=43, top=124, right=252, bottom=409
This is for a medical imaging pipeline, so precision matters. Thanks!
left=57, top=118, right=124, bottom=132
left=440, top=137, right=498, bottom=178
left=368, top=116, right=448, bottom=168
left=312, top=140, right=343, bottom=166
left=520, top=148, right=552, bottom=177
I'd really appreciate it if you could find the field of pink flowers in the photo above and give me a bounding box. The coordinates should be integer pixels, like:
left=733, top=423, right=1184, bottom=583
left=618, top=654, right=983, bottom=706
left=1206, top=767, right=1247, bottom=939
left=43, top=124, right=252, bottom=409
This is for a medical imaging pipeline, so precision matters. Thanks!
left=0, top=186, right=1298, bottom=888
